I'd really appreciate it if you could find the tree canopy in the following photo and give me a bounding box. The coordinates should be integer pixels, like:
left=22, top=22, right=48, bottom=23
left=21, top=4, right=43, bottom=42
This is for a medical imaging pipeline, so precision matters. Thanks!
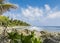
left=0, top=0, right=30, bottom=26
left=0, top=0, right=17, bottom=15
left=0, top=16, right=30, bottom=26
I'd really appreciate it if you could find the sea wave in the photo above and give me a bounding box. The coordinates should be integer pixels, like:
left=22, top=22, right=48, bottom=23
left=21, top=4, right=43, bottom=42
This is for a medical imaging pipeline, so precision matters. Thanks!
left=12, top=26, right=43, bottom=31
left=29, top=26, right=43, bottom=31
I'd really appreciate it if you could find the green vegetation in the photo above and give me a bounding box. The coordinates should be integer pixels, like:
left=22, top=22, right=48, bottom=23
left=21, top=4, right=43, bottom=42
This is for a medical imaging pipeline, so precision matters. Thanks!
left=0, top=16, right=30, bottom=26
left=0, top=0, right=42, bottom=43
left=0, top=28, right=60, bottom=43
left=0, top=0, right=17, bottom=15
left=0, top=0, right=30, bottom=26
left=7, top=30, right=42, bottom=43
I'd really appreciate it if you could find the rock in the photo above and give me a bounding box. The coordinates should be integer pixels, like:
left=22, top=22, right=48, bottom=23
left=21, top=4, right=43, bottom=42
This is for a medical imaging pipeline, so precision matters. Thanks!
left=43, top=38, right=59, bottom=43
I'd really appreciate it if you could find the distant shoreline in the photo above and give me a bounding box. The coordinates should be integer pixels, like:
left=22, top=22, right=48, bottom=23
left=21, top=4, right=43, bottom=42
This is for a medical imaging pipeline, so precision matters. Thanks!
left=0, top=26, right=60, bottom=32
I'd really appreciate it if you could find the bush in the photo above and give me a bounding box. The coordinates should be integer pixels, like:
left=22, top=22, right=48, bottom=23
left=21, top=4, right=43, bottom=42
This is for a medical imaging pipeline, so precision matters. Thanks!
left=7, top=30, right=42, bottom=43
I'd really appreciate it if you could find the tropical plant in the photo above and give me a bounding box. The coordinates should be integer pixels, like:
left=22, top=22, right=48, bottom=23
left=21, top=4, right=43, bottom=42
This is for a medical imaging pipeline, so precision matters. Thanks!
left=7, top=30, right=42, bottom=43
left=0, top=0, right=17, bottom=27
left=0, top=16, right=9, bottom=26
left=7, top=30, right=20, bottom=43
left=0, top=0, right=17, bottom=43
left=0, top=16, right=30, bottom=26
left=0, top=0, right=17, bottom=15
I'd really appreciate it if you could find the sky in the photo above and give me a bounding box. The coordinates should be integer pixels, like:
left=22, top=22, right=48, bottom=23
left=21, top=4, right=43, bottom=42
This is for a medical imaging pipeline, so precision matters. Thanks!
left=3, top=0, right=60, bottom=26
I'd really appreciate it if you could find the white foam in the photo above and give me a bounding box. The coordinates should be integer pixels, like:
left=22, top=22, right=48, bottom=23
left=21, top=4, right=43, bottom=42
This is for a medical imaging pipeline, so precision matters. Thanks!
left=29, top=26, right=43, bottom=31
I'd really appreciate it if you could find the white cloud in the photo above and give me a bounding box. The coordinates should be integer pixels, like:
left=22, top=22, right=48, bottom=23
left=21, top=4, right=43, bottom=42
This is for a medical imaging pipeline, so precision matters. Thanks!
left=45, top=4, right=51, bottom=11
left=4, top=4, right=60, bottom=26
left=47, top=11, right=60, bottom=19
left=21, top=4, right=60, bottom=21
left=21, top=6, right=43, bottom=20
left=4, top=4, right=60, bottom=21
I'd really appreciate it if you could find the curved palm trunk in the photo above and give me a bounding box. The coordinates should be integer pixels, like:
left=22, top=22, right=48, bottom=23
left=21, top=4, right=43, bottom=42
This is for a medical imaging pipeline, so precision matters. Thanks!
left=0, top=4, right=7, bottom=42
left=0, top=0, right=17, bottom=43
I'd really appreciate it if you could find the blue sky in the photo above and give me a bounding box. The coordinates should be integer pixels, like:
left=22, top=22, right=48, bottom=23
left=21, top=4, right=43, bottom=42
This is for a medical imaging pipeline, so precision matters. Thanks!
left=4, top=0, right=60, bottom=26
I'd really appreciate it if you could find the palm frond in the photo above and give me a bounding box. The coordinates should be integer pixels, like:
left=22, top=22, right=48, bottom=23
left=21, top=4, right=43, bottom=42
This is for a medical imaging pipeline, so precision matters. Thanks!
left=1, top=4, right=17, bottom=9
left=0, top=0, right=4, bottom=2
left=0, top=4, right=17, bottom=14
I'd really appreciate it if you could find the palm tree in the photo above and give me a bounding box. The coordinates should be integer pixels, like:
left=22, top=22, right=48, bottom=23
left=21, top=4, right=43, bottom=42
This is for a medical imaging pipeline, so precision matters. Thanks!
left=0, top=0, right=17, bottom=15
left=0, top=0, right=17, bottom=43
left=0, top=0, right=17, bottom=28
left=0, top=0, right=17, bottom=26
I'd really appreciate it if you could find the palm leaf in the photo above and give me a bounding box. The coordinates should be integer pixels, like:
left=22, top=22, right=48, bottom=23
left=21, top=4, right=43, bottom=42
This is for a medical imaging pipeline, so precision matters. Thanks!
left=0, top=4, right=17, bottom=15
left=0, top=0, right=4, bottom=2
left=1, top=4, right=17, bottom=9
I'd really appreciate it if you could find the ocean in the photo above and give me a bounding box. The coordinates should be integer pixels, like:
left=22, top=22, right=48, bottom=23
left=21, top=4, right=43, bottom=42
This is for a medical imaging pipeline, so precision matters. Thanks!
left=39, top=26, right=60, bottom=32
left=13, top=26, right=60, bottom=32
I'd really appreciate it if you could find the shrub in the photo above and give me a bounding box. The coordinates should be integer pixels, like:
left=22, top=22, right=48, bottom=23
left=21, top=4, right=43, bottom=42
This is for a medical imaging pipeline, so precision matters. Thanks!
left=7, top=30, right=42, bottom=43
